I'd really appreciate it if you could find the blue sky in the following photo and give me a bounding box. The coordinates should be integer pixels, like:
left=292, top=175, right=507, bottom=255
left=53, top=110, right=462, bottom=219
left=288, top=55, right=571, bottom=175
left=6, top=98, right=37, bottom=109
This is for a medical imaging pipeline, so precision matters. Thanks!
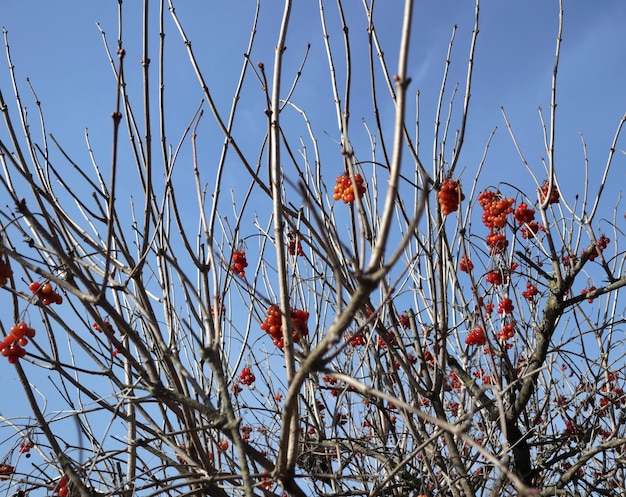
left=2, top=2, right=625, bottom=199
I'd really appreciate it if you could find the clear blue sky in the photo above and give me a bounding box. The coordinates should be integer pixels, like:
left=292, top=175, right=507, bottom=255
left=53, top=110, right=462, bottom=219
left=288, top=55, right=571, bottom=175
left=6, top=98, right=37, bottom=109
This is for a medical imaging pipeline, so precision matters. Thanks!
left=2, top=1, right=625, bottom=197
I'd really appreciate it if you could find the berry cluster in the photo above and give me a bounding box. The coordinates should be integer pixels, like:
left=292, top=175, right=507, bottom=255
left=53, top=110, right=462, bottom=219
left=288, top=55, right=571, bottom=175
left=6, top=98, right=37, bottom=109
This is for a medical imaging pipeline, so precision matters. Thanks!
left=438, top=179, right=465, bottom=215
left=345, top=332, right=365, bottom=347
left=0, top=257, right=12, bottom=286
left=29, top=281, right=63, bottom=305
left=486, top=270, right=503, bottom=286
left=513, top=202, right=535, bottom=225
left=485, top=231, right=508, bottom=254
left=19, top=440, right=34, bottom=456
left=478, top=190, right=515, bottom=254
left=241, top=425, right=253, bottom=440
left=1, top=322, right=36, bottom=363
left=562, top=253, right=578, bottom=270
left=378, top=329, right=398, bottom=348
left=497, top=298, right=514, bottom=315
left=0, top=464, right=15, bottom=476
left=93, top=320, right=115, bottom=334
left=239, top=367, right=256, bottom=386
left=230, top=250, right=248, bottom=277
left=581, top=286, right=597, bottom=303
left=522, top=283, right=539, bottom=301
left=587, top=235, right=610, bottom=261
left=287, top=230, right=304, bottom=256
left=322, top=374, right=338, bottom=386
left=514, top=202, right=542, bottom=239
left=498, top=322, right=517, bottom=341
left=478, top=190, right=514, bottom=230
left=465, top=327, right=486, bottom=346
left=55, top=476, right=69, bottom=497
left=539, top=180, right=560, bottom=204
left=260, top=304, right=310, bottom=349
left=397, top=312, right=410, bottom=329
left=333, top=173, right=366, bottom=203
left=483, top=302, right=495, bottom=316
left=176, top=445, right=188, bottom=464
left=459, top=255, right=474, bottom=273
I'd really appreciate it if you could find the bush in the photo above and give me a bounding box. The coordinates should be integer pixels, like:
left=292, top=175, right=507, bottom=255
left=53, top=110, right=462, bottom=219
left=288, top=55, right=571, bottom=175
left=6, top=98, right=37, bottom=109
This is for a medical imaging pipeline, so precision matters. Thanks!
left=1, top=2, right=625, bottom=496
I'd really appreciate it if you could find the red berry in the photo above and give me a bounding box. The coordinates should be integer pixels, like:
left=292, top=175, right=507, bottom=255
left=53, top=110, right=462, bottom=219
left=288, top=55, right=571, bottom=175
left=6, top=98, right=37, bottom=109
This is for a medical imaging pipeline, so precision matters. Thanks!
left=459, top=255, right=473, bottom=273
left=522, top=283, right=538, bottom=300
left=478, top=190, right=514, bottom=229
left=333, top=173, right=366, bottom=204
left=438, top=179, right=464, bottom=215
left=539, top=180, right=559, bottom=204
left=514, top=202, right=536, bottom=225
left=465, top=327, right=486, bottom=346
left=486, top=231, right=508, bottom=254
left=497, top=298, right=514, bottom=315
left=230, top=251, right=248, bottom=277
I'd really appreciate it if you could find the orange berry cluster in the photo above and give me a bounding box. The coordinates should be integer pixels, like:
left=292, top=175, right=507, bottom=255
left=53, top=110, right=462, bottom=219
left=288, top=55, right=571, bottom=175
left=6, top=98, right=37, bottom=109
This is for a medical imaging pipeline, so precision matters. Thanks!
left=333, top=173, right=366, bottom=203
left=485, top=231, right=508, bottom=254
left=539, top=180, right=559, bottom=204
left=513, top=202, right=535, bottom=225
left=438, top=179, right=465, bottom=215
left=29, top=281, right=63, bottom=305
left=1, top=322, right=35, bottom=363
left=230, top=250, right=248, bottom=277
left=397, top=312, right=410, bottom=329
left=376, top=329, right=397, bottom=348
left=478, top=190, right=514, bottom=230
left=0, top=257, right=12, bottom=286
left=176, top=445, right=188, bottom=464
left=260, top=304, right=309, bottom=349
left=478, top=190, right=515, bottom=255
